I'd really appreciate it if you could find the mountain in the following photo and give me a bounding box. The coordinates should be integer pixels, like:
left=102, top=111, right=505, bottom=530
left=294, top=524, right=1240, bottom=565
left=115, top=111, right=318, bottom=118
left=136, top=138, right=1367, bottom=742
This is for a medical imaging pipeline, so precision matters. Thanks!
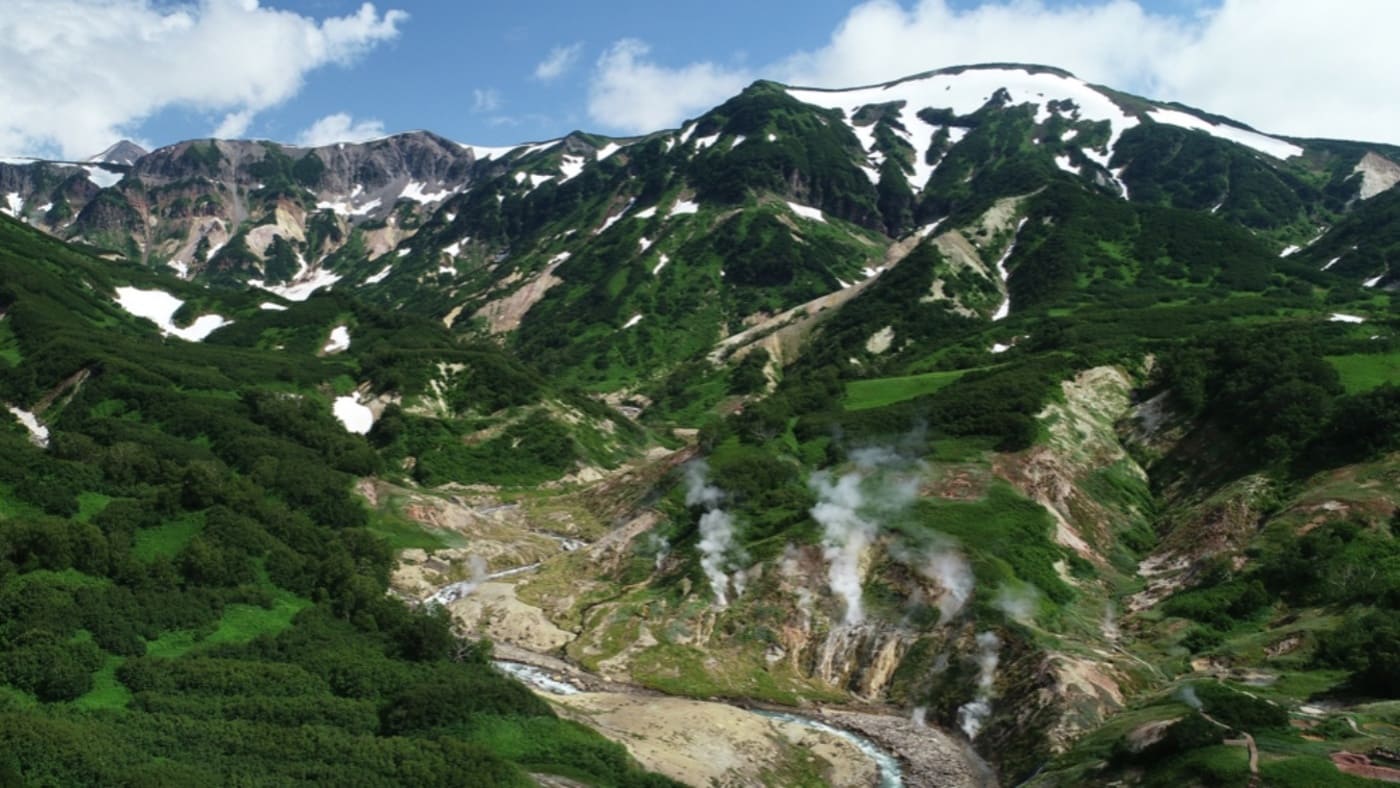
left=88, top=140, right=148, bottom=167
left=0, top=63, right=1396, bottom=786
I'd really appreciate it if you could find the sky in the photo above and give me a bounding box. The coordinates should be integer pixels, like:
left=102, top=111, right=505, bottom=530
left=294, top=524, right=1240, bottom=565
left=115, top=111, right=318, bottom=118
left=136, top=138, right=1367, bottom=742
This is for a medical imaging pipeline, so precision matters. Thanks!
left=3, top=0, right=1400, bottom=160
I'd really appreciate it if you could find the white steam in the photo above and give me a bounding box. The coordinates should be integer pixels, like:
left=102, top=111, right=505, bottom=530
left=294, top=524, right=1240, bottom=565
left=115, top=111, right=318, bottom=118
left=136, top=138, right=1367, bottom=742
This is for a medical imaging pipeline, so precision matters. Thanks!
left=684, top=461, right=743, bottom=607
left=993, top=583, right=1041, bottom=625
left=810, top=471, right=879, bottom=626
left=957, top=631, right=1001, bottom=740
left=808, top=448, right=922, bottom=627
left=922, top=547, right=974, bottom=623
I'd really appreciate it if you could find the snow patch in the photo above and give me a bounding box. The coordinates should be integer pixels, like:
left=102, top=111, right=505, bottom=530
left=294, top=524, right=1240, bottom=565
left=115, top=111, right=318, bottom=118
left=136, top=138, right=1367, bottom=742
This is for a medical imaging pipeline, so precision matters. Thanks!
left=258, top=302, right=288, bottom=311
left=1364, top=273, right=1386, bottom=288
left=396, top=248, right=411, bottom=258
left=7, top=406, right=48, bottom=448
left=84, top=166, right=122, bottom=189
left=787, top=201, right=826, bottom=223
left=635, top=205, right=658, bottom=219
left=1054, top=155, right=1079, bottom=175
left=364, top=265, right=392, bottom=285
left=2, top=193, right=22, bottom=216
left=1329, top=313, right=1366, bottom=323
left=249, top=254, right=341, bottom=302
left=668, top=199, right=699, bottom=217
left=991, top=217, right=1029, bottom=321
left=113, top=287, right=229, bottom=341
left=559, top=155, right=586, bottom=182
left=1279, top=245, right=1301, bottom=257
left=693, top=133, right=721, bottom=151
left=991, top=343, right=1012, bottom=354
left=1322, top=256, right=1342, bottom=271
left=639, top=237, right=652, bottom=253
left=459, top=143, right=518, bottom=161
left=595, top=142, right=622, bottom=161
left=622, top=314, right=643, bottom=329
left=1146, top=107, right=1303, bottom=159
left=332, top=395, right=374, bottom=434
left=400, top=181, right=452, bottom=204
left=652, top=254, right=671, bottom=275
left=323, top=325, right=351, bottom=353
left=316, top=197, right=380, bottom=217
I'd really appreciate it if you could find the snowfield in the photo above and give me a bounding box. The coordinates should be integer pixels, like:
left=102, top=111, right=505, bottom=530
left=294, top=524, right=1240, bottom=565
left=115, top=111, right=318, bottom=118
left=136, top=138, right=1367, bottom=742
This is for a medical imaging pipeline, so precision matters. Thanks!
left=323, top=325, right=351, bottom=354
left=113, top=287, right=230, bottom=341
left=333, top=395, right=374, bottom=434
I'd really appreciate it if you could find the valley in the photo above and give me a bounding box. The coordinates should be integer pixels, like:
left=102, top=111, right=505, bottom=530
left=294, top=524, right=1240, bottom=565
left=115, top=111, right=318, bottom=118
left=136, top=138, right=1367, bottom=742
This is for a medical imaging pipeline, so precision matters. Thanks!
left=0, top=61, right=1396, bottom=786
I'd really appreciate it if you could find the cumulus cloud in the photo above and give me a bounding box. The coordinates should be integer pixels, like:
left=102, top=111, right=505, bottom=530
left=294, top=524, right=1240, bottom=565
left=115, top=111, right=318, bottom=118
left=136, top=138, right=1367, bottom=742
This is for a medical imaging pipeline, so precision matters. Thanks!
left=535, top=42, right=583, bottom=81
left=295, top=112, right=386, bottom=146
left=0, top=0, right=406, bottom=159
left=586, top=0, right=1400, bottom=144
left=587, top=39, right=751, bottom=134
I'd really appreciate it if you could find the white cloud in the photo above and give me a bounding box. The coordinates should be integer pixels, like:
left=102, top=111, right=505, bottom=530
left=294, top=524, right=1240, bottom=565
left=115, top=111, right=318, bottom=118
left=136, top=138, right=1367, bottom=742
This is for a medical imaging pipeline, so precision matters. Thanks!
left=587, top=39, right=751, bottom=134
left=472, top=88, right=502, bottom=113
left=535, top=42, right=583, bottom=81
left=0, top=0, right=406, bottom=159
left=213, top=110, right=255, bottom=140
left=296, top=112, right=386, bottom=146
left=586, top=0, right=1400, bottom=145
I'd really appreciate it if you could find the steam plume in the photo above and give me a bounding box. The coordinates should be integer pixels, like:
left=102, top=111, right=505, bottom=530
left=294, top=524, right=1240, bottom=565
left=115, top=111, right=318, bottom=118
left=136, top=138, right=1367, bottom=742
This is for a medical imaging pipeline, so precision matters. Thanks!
left=957, top=631, right=1001, bottom=739
left=684, top=461, right=741, bottom=607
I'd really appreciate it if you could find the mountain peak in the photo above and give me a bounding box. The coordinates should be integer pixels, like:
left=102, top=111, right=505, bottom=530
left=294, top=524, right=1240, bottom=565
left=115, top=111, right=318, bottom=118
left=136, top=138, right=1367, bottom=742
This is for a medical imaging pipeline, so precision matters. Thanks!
left=87, top=139, right=147, bottom=166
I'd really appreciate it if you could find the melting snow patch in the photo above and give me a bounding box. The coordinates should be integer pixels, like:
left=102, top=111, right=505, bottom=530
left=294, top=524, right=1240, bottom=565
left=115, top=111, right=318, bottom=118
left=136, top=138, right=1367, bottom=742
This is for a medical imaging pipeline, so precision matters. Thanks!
left=639, top=237, right=652, bottom=253
left=250, top=266, right=342, bottom=302
left=333, top=395, right=374, bottom=434
left=1329, top=313, right=1366, bottom=323
left=693, top=133, right=721, bottom=151
left=992, top=218, right=1030, bottom=321
left=114, top=287, right=230, bottom=341
left=323, top=325, right=351, bottom=353
left=678, top=123, right=698, bottom=145
left=596, top=142, right=622, bottom=161
left=84, top=166, right=122, bottom=189
left=786, top=202, right=825, bottom=222
left=2, top=193, right=21, bottom=216
left=443, top=240, right=464, bottom=257
left=400, top=181, right=452, bottom=204
left=1279, top=245, right=1301, bottom=257
left=528, top=173, right=554, bottom=189
left=1364, top=273, right=1386, bottom=288
left=259, top=302, right=288, bottom=311
left=766, top=133, right=778, bottom=142
left=317, top=197, right=380, bottom=217
left=396, top=248, right=411, bottom=258
left=364, top=265, right=393, bottom=285
left=668, top=200, right=700, bottom=217
left=595, top=199, right=636, bottom=235
left=7, top=406, right=49, bottom=448
left=635, top=205, right=658, bottom=219
left=1322, top=256, right=1342, bottom=271
left=1054, top=155, right=1079, bottom=175
left=622, top=314, right=643, bottom=329
left=652, top=254, right=671, bottom=275
left=167, top=259, right=190, bottom=279
left=548, top=251, right=572, bottom=266
left=991, top=343, right=1012, bottom=354
left=559, top=155, right=586, bottom=181
left=1146, top=108, right=1303, bottom=159
left=459, top=143, right=518, bottom=161
left=730, top=135, right=746, bottom=148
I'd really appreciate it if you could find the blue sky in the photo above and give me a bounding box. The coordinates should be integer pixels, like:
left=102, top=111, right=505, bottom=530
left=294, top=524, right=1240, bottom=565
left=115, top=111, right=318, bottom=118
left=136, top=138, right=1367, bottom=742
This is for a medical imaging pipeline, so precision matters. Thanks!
left=3, top=0, right=1400, bottom=159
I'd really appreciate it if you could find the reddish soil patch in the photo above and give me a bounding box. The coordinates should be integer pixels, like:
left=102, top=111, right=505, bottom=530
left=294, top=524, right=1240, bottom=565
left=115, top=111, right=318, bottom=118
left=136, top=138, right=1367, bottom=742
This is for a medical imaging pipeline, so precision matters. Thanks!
left=1332, top=752, right=1400, bottom=783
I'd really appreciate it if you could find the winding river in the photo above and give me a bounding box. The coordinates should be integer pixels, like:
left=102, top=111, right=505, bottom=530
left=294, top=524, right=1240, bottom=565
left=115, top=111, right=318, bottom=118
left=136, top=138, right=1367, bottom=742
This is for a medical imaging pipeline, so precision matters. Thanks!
left=493, top=659, right=908, bottom=787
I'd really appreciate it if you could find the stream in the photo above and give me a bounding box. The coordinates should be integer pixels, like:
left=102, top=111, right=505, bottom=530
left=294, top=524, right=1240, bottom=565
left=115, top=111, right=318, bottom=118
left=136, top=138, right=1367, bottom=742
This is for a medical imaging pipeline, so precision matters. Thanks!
left=493, top=659, right=908, bottom=787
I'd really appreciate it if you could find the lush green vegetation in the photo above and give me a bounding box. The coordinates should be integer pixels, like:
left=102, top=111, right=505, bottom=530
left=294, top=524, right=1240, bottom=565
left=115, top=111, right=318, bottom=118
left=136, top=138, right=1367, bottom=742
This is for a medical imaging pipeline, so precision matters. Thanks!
left=0, top=216, right=674, bottom=786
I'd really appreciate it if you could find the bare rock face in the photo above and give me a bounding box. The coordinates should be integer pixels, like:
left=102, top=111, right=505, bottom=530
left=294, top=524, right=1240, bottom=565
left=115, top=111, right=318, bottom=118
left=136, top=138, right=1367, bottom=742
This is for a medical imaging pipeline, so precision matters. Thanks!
left=3, top=131, right=499, bottom=282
